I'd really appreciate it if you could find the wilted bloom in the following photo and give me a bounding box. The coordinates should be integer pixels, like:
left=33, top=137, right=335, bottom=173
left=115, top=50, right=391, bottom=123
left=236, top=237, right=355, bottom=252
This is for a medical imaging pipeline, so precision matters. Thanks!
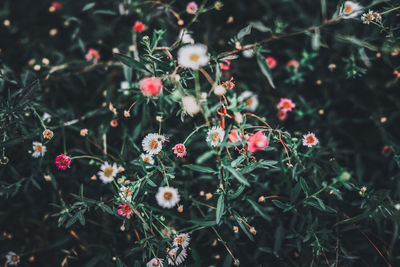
left=234, top=112, right=243, bottom=124
left=206, top=126, right=225, bottom=147
left=97, top=162, right=118, bottom=183
left=182, top=95, right=200, bottom=116
left=147, top=258, right=164, bottom=267
left=177, top=44, right=209, bottom=69
left=30, top=142, right=47, bottom=158
left=173, top=144, right=187, bottom=158
left=242, top=49, right=254, bottom=58
left=119, top=186, right=133, bottom=202
left=222, top=79, right=235, bottom=89
left=42, top=129, right=54, bottom=139
left=228, top=129, right=242, bottom=143
left=361, top=10, right=374, bottom=24
left=179, top=30, right=194, bottom=44
left=213, top=85, right=226, bottom=96
left=340, top=1, right=363, bottom=19
left=381, top=145, right=392, bottom=157
left=42, top=112, right=51, bottom=123
left=168, top=247, right=187, bottom=266
left=55, top=154, right=71, bottom=170
left=277, top=110, right=287, bottom=121
left=5, top=251, right=20, bottom=266
left=186, top=1, right=198, bottom=14
left=80, top=128, right=88, bottom=136
left=359, top=186, right=367, bottom=196
left=277, top=98, right=296, bottom=112
left=287, top=59, right=299, bottom=69
left=85, top=48, right=100, bottom=64
left=140, top=77, right=163, bottom=97
left=44, top=174, right=52, bottom=182
left=173, top=233, right=190, bottom=248
left=220, top=59, right=231, bottom=71
left=266, top=56, right=277, bottom=69
left=249, top=227, right=257, bottom=235
left=238, top=91, right=259, bottom=112
left=156, top=186, right=180, bottom=209
left=124, top=110, right=130, bottom=117
left=142, top=133, right=163, bottom=155
left=302, top=132, right=319, bottom=147
left=133, top=21, right=145, bottom=32
left=117, top=204, right=134, bottom=218
left=247, top=131, right=269, bottom=153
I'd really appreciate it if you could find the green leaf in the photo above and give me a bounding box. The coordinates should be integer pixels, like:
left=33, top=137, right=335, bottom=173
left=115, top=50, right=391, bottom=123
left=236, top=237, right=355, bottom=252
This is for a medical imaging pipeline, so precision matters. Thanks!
left=247, top=199, right=271, bottom=221
left=256, top=52, right=275, bottom=89
left=93, top=10, right=117, bottom=16
left=299, top=177, right=310, bottom=196
left=184, top=164, right=217, bottom=173
left=82, top=2, right=95, bottom=11
left=216, top=194, right=225, bottom=224
left=237, top=25, right=252, bottom=40
left=190, top=220, right=217, bottom=227
left=273, top=223, right=285, bottom=253
left=113, top=53, right=150, bottom=74
left=272, top=199, right=292, bottom=210
left=224, top=166, right=250, bottom=186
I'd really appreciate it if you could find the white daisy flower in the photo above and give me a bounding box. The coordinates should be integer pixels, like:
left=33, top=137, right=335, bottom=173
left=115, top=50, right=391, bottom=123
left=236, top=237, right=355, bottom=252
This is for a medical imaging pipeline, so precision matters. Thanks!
left=206, top=126, right=225, bottom=147
left=156, top=186, right=180, bottom=209
left=340, top=1, right=363, bottom=19
left=168, top=247, right=187, bottom=266
left=182, top=95, right=201, bottom=116
left=140, top=153, right=155, bottom=166
left=97, top=162, right=118, bottom=183
left=142, top=133, right=163, bottom=155
left=146, top=258, right=164, bottom=267
left=238, top=91, right=259, bottom=112
left=119, top=185, right=134, bottom=202
left=173, top=233, right=190, bottom=248
left=179, top=30, right=194, bottom=44
left=31, top=141, right=46, bottom=158
left=5, top=251, right=20, bottom=266
left=177, top=44, right=209, bottom=69
left=361, top=10, right=374, bottom=24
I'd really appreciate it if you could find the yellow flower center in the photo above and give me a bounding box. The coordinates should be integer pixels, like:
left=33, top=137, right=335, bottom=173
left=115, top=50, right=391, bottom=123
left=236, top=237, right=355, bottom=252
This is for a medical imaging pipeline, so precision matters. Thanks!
left=164, top=191, right=173, bottom=200
left=35, top=145, right=42, bottom=152
left=245, top=98, right=253, bottom=106
left=306, top=136, right=315, bottom=144
left=212, top=132, right=220, bottom=142
left=189, top=53, right=200, bottom=62
left=345, top=5, right=352, bottom=13
left=176, top=236, right=185, bottom=245
left=149, top=140, right=159, bottom=150
left=103, top=167, right=114, bottom=177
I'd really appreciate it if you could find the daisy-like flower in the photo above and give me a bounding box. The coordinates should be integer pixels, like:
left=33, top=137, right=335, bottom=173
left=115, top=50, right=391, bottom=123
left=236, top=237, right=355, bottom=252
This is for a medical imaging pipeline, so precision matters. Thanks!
left=168, top=247, right=187, bottom=266
left=156, top=186, right=180, bottom=209
left=119, top=185, right=133, bottom=202
left=173, top=233, right=190, bottom=248
left=302, top=132, right=319, bottom=147
left=133, top=21, right=145, bottom=32
left=247, top=131, right=269, bottom=153
left=5, top=251, right=20, bottom=266
left=31, top=142, right=46, bottom=158
left=206, top=126, right=225, bottom=147
left=177, top=44, right=209, bottom=70
left=55, top=154, right=71, bottom=170
left=277, top=98, right=296, bottom=112
left=141, top=153, right=155, bottom=165
left=361, top=10, right=374, bottom=24
left=42, top=129, right=54, bottom=139
left=173, top=144, right=187, bottom=158
left=97, top=162, right=118, bottom=183
left=182, top=95, right=201, bottom=116
left=277, top=110, right=287, bottom=121
left=147, top=258, right=164, bottom=267
left=340, top=1, right=363, bottom=19
left=238, top=91, right=259, bottom=112
left=266, top=56, right=277, bottom=69
left=85, top=48, right=100, bottom=64
left=142, top=133, right=163, bottom=155
left=117, top=204, right=134, bottom=219
left=186, top=1, right=198, bottom=14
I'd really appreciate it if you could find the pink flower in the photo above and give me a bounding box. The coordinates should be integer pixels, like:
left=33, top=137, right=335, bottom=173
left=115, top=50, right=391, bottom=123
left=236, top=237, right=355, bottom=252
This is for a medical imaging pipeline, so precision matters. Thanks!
left=277, top=110, right=287, bottom=121
left=85, top=48, right=100, bottom=64
left=302, top=132, right=319, bottom=147
left=287, top=59, right=299, bottom=69
left=228, top=129, right=241, bottom=143
left=173, top=144, right=187, bottom=158
left=247, top=131, right=269, bottom=153
left=220, top=60, right=231, bottom=71
left=117, top=204, right=134, bottom=219
left=133, top=21, right=145, bottom=32
left=55, top=154, right=71, bottom=171
left=186, top=2, right=198, bottom=14
left=266, top=56, right=277, bottom=69
left=277, top=98, right=296, bottom=112
left=140, top=77, right=163, bottom=97
left=52, top=2, right=62, bottom=9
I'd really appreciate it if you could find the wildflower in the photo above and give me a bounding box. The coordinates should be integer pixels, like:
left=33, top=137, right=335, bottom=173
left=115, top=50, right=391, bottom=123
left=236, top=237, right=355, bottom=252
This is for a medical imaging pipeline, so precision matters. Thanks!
left=42, top=129, right=54, bottom=140
left=359, top=186, right=367, bottom=196
left=233, top=226, right=239, bottom=233
left=5, top=251, right=20, bottom=266
left=140, top=77, right=163, bottom=97
left=234, top=112, right=243, bottom=124
left=156, top=186, right=180, bottom=209
left=242, top=49, right=254, bottom=58
left=42, top=112, right=52, bottom=123
left=258, top=196, right=265, bottom=202
left=119, top=186, right=133, bottom=202
left=31, top=142, right=47, bottom=158
left=80, top=128, right=88, bottom=136
left=173, top=144, right=187, bottom=158
left=287, top=59, right=299, bottom=70
left=182, top=95, right=200, bottom=116
left=177, top=205, right=184, bottom=213
left=179, top=29, right=194, bottom=44
left=213, top=85, right=226, bottom=96
left=55, top=154, right=71, bottom=170
left=44, top=174, right=52, bottom=182
left=277, top=98, right=296, bottom=112
left=173, top=233, right=190, bottom=248
left=142, top=133, right=163, bottom=155
left=381, top=145, right=392, bottom=157
left=117, top=204, right=134, bottom=218
left=328, top=63, right=336, bottom=70
left=186, top=1, right=198, bottom=14
left=49, top=2, right=62, bottom=12
left=247, top=131, right=269, bottom=153
left=97, top=162, right=118, bottom=183
left=222, top=79, right=235, bottom=89
left=206, top=126, right=225, bottom=147
left=133, top=21, right=145, bottom=32
left=302, top=132, right=319, bottom=147
left=147, top=258, right=164, bottom=267
left=395, top=203, right=400, bottom=211
left=110, top=119, right=118, bottom=127
left=372, top=12, right=382, bottom=22
left=205, top=192, right=213, bottom=200
left=124, top=110, right=130, bottom=117
left=177, top=44, right=209, bottom=69
left=277, top=110, right=287, bottom=121
left=220, top=59, right=231, bottom=71
left=238, top=91, right=259, bottom=112
left=168, top=247, right=187, bottom=266
left=141, top=153, right=155, bottom=165
left=228, top=129, right=242, bottom=143
left=85, top=48, right=100, bottom=64
left=266, top=56, right=277, bottom=69
left=249, top=227, right=257, bottom=235
left=361, top=10, right=374, bottom=24
left=340, top=1, right=363, bottom=19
